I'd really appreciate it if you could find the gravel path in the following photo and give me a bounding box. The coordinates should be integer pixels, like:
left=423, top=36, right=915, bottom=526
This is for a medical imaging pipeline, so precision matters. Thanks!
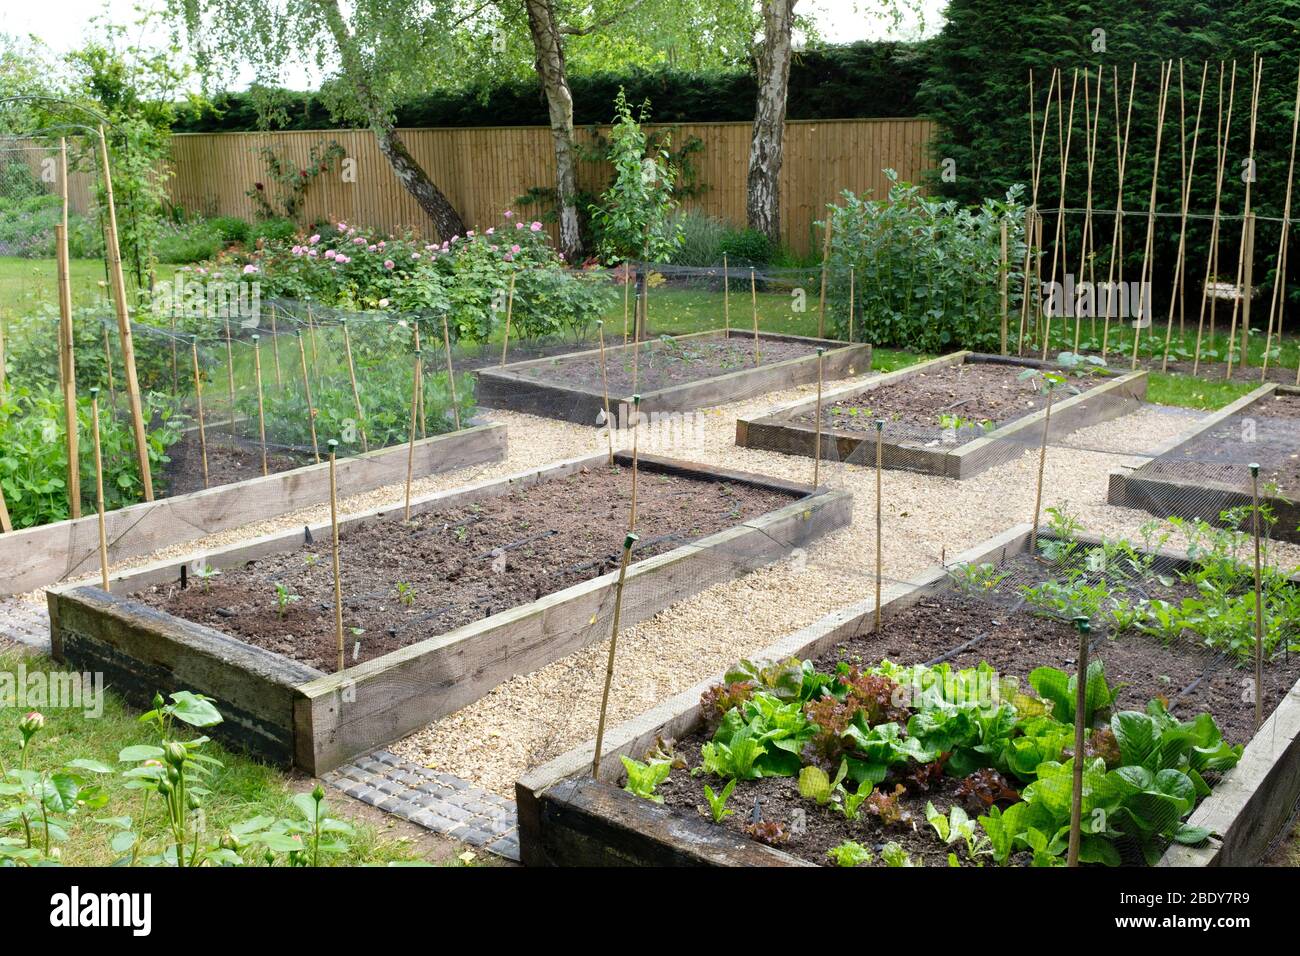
left=11, top=372, right=1299, bottom=799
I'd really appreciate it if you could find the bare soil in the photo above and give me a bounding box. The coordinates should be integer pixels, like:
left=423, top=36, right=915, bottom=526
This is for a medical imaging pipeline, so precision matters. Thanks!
left=132, top=464, right=796, bottom=673
left=518, top=335, right=817, bottom=395
left=793, top=361, right=1104, bottom=444
left=162, top=430, right=310, bottom=496
left=656, top=553, right=1300, bottom=867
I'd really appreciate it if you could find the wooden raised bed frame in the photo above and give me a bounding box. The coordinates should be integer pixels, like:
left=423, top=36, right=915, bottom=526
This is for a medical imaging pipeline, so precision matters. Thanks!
left=47, top=452, right=852, bottom=775
left=0, top=423, right=508, bottom=597
left=477, top=329, right=871, bottom=425
left=1108, top=383, right=1300, bottom=544
left=736, top=352, right=1148, bottom=478
left=516, top=523, right=1300, bottom=867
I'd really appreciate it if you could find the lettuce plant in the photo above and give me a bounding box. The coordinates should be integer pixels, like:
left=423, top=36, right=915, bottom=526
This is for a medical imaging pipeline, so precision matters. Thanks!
left=701, top=780, right=736, bottom=823
left=827, top=840, right=873, bottom=867
left=620, top=755, right=671, bottom=803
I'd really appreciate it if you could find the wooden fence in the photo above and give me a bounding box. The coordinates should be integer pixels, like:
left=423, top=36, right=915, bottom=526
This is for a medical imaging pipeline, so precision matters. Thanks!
left=167, top=118, right=936, bottom=255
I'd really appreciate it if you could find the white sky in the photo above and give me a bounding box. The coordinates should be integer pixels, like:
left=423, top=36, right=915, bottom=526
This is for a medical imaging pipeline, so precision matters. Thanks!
left=11, top=0, right=948, bottom=90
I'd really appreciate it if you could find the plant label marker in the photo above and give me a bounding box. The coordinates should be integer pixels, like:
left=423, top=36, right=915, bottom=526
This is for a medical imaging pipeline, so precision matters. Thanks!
left=874, top=418, right=884, bottom=632
left=597, top=320, right=614, bottom=465
left=813, top=347, right=826, bottom=489
left=340, top=318, right=369, bottom=452
left=1067, top=615, right=1091, bottom=868
left=96, top=125, right=154, bottom=503
left=252, top=334, right=269, bottom=477
left=405, top=349, right=423, bottom=522
left=592, top=532, right=639, bottom=778
left=1250, top=462, right=1264, bottom=731
left=89, top=387, right=109, bottom=591
left=328, top=439, right=345, bottom=674
left=500, top=270, right=516, bottom=367
left=629, top=394, right=642, bottom=532
left=296, top=330, right=321, bottom=463
left=190, top=336, right=210, bottom=489
left=441, top=313, right=461, bottom=431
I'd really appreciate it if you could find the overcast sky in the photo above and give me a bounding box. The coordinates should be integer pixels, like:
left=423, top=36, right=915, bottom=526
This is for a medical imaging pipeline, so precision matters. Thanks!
left=11, top=0, right=947, bottom=90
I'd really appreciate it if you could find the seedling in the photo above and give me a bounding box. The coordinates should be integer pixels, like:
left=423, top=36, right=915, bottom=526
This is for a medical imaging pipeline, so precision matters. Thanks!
left=701, top=779, right=737, bottom=823
left=273, top=582, right=300, bottom=617
left=395, top=581, right=416, bottom=606
left=194, top=564, right=221, bottom=591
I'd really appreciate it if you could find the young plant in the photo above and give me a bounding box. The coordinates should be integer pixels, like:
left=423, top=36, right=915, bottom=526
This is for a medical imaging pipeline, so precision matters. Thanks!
left=925, top=801, right=991, bottom=863
left=273, top=582, right=300, bottom=618
left=797, top=759, right=847, bottom=806
left=620, top=755, right=671, bottom=803
left=700, top=779, right=737, bottom=824
left=395, top=581, right=416, bottom=607
left=880, top=841, right=917, bottom=867
left=193, top=564, right=221, bottom=591
left=827, top=840, right=873, bottom=867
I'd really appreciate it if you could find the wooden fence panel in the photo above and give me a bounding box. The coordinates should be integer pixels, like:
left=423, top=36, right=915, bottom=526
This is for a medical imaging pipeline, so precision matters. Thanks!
left=165, top=118, right=935, bottom=256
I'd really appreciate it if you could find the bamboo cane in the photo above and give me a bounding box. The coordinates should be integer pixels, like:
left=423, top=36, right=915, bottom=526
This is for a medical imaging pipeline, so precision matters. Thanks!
left=340, top=318, right=368, bottom=452
left=628, top=394, right=642, bottom=532
left=1194, top=62, right=1236, bottom=376
left=591, top=532, right=639, bottom=778
left=1029, top=381, right=1056, bottom=555
left=404, top=349, right=422, bottom=522
left=1000, top=219, right=1009, bottom=355
left=874, top=419, right=884, bottom=632
left=1067, top=616, right=1091, bottom=868
left=90, top=387, right=109, bottom=590
left=1073, top=66, right=1098, bottom=351
left=190, top=337, right=209, bottom=488
left=500, top=271, right=516, bottom=367
left=1162, top=61, right=1208, bottom=371
left=723, top=253, right=730, bottom=335
left=223, top=316, right=237, bottom=432
left=622, top=266, right=631, bottom=347
left=296, top=331, right=320, bottom=463
left=305, top=303, right=319, bottom=365
left=817, top=213, right=833, bottom=338
left=1102, top=64, right=1137, bottom=361
left=848, top=265, right=856, bottom=344
left=0, top=475, right=10, bottom=533
left=441, top=312, right=461, bottom=431
left=1227, top=56, right=1263, bottom=377
left=750, top=268, right=760, bottom=365
left=1131, top=60, right=1174, bottom=370
left=103, top=324, right=115, bottom=404
left=1251, top=462, right=1263, bottom=731
left=252, top=334, right=268, bottom=476
left=328, top=438, right=345, bottom=674
left=1021, top=69, right=1058, bottom=355
left=412, top=323, right=426, bottom=438
left=1042, top=68, right=1079, bottom=360
left=96, top=125, right=153, bottom=501
left=1262, top=59, right=1300, bottom=380
left=813, top=347, right=825, bottom=489
left=597, top=320, right=614, bottom=465
left=55, top=221, right=81, bottom=519
left=269, top=305, right=283, bottom=386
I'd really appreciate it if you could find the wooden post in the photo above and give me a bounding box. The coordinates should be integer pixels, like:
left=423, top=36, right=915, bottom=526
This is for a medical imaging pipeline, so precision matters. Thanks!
left=252, top=334, right=269, bottom=477
left=628, top=394, right=642, bottom=532
left=411, top=323, right=427, bottom=438
left=750, top=268, right=760, bottom=365
left=1021, top=69, right=1057, bottom=356
left=817, top=213, right=833, bottom=338
left=1067, top=616, right=1091, bottom=868
left=591, top=532, right=639, bottom=779
left=55, top=223, right=81, bottom=519
left=269, top=305, right=283, bottom=386
left=340, top=318, right=368, bottom=452
left=96, top=125, right=153, bottom=501
left=1042, top=68, right=1079, bottom=361
left=223, top=316, right=237, bottom=431
left=722, top=253, right=730, bottom=335
left=874, top=419, right=884, bottom=632
left=1250, top=463, right=1263, bottom=731
left=1263, top=64, right=1300, bottom=380
left=499, top=271, right=516, bottom=367
left=1073, top=66, right=1098, bottom=352
left=813, top=347, right=825, bottom=489
left=1227, top=56, right=1263, bottom=377
left=305, top=303, right=320, bottom=365
left=999, top=219, right=1009, bottom=355
left=1103, top=64, right=1137, bottom=362
left=296, top=330, right=321, bottom=463
left=1162, top=61, right=1208, bottom=372
left=0, top=476, right=10, bottom=534
left=1018, top=206, right=1036, bottom=356
left=328, top=438, right=345, bottom=674
left=190, top=337, right=209, bottom=488
left=1029, top=381, right=1056, bottom=554
left=1194, top=62, right=1235, bottom=376
left=404, top=349, right=422, bottom=522
left=597, top=320, right=614, bottom=465
left=89, top=387, right=109, bottom=590
left=441, top=313, right=461, bottom=431
left=848, top=265, right=856, bottom=344
left=622, top=266, right=631, bottom=347
left=102, top=324, right=116, bottom=404
left=1132, top=60, right=1174, bottom=370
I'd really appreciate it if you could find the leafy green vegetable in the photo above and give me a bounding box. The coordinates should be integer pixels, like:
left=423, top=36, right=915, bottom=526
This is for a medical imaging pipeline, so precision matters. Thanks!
left=620, top=755, right=671, bottom=803
left=826, top=840, right=873, bottom=867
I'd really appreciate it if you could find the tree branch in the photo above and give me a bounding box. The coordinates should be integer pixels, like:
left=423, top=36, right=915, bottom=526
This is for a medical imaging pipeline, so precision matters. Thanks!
left=559, top=0, right=649, bottom=37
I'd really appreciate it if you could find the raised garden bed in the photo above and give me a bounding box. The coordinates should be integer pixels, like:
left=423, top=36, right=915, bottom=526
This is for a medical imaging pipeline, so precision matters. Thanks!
left=518, top=522, right=1300, bottom=867
left=47, top=452, right=851, bottom=773
left=0, top=423, right=508, bottom=597
left=736, top=352, right=1148, bottom=478
left=477, top=329, right=871, bottom=425
left=1109, top=383, right=1300, bottom=544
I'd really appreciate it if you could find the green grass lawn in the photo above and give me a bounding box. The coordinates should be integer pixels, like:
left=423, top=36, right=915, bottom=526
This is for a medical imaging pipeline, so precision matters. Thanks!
left=0, top=649, right=473, bottom=867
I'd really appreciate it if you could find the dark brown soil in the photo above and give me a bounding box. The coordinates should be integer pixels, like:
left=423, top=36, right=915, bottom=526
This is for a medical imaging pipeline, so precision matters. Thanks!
left=1148, top=356, right=1298, bottom=385
left=793, top=361, right=1104, bottom=444
left=519, top=335, right=817, bottom=395
left=162, top=430, right=310, bottom=496
left=131, top=464, right=796, bottom=673
left=655, top=554, right=1300, bottom=867
left=1141, top=396, right=1300, bottom=497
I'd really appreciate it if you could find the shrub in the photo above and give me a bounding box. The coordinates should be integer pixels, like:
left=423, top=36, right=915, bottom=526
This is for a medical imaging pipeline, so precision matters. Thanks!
left=249, top=217, right=298, bottom=247
left=667, top=209, right=730, bottom=266
left=208, top=215, right=251, bottom=244
left=155, top=222, right=224, bottom=264
left=717, top=227, right=774, bottom=267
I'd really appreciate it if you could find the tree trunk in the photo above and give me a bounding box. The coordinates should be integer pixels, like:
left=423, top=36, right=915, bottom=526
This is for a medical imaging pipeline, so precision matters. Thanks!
left=524, top=0, right=584, bottom=261
left=317, top=0, right=466, bottom=239
left=747, top=0, right=797, bottom=244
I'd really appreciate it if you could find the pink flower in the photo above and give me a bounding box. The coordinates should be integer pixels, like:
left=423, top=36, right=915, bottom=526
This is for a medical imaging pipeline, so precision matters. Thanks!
left=384, top=259, right=395, bottom=270
left=503, top=210, right=514, bottom=219
left=309, top=234, right=321, bottom=245
left=368, top=244, right=377, bottom=252
left=485, top=227, right=495, bottom=235
left=510, top=244, right=521, bottom=255
left=307, top=249, right=318, bottom=257
left=515, top=222, right=525, bottom=230
left=450, top=235, right=460, bottom=244
left=467, top=230, right=475, bottom=237
left=489, top=245, right=498, bottom=252
left=324, top=249, right=337, bottom=259
left=335, top=254, right=350, bottom=264
left=530, top=221, right=542, bottom=232
left=411, top=252, right=420, bottom=259
left=504, top=253, right=513, bottom=262
left=377, top=240, right=386, bottom=249
left=291, top=245, right=303, bottom=255
left=378, top=298, right=390, bottom=308
left=353, top=237, right=365, bottom=245
left=243, top=263, right=259, bottom=274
